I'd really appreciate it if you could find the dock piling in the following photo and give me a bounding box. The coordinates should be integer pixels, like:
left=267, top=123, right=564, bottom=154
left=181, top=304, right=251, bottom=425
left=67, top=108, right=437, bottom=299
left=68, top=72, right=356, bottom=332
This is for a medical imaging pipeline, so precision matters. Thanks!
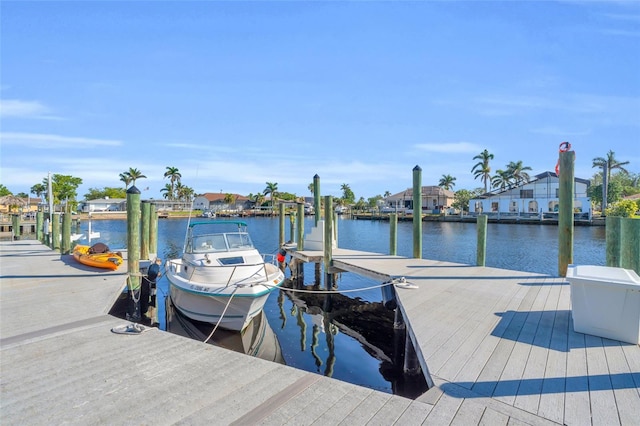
left=412, top=166, right=422, bottom=259
left=477, top=214, right=488, bottom=266
left=558, top=149, right=575, bottom=277
left=127, top=186, right=142, bottom=321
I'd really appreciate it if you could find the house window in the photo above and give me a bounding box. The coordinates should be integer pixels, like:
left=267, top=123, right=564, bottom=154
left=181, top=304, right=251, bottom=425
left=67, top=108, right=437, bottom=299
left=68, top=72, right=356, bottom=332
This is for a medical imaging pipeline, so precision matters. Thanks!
left=520, top=189, right=533, bottom=198
left=491, top=202, right=499, bottom=212
left=509, top=201, right=517, bottom=212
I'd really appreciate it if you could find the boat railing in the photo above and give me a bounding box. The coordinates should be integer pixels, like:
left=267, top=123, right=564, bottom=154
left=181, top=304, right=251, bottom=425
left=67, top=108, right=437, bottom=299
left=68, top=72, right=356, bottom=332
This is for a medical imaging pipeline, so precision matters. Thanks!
left=168, top=258, right=280, bottom=288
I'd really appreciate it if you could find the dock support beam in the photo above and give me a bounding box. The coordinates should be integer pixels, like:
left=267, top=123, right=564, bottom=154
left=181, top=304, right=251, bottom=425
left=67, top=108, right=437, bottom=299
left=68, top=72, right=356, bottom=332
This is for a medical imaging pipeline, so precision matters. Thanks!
left=477, top=214, right=488, bottom=266
left=127, top=186, right=142, bottom=321
left=279, top=203, right=285, bottom=247
left=314, top=174, right=321, bottom=227
left=620, top=218, right=640, bottom=274
left=141, top=201, right=150, bottom=260
left=558, top=149, right=575, bottom=277
left=297, top=202, right=304, bottom=250
left=390, top=213, right=397, bottom=255
left=61, top=213, right=71, bottom=254
left=36, top=210, right=43, bottom=242
left=52, top=213, right=61, bottom=251
left=606, top=216, right=622, bottom=267
left=324, top=195, right=334, bottom=290
left=412, top=165, right=422, bottom=259
left=149, top=203, right=158, bottom=257
left=289, top=210, right=296, bottom=243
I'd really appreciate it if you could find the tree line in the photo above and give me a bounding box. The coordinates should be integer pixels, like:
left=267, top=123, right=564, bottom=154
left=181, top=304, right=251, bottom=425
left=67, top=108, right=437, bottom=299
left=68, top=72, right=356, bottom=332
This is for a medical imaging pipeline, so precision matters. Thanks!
left=0, top=149, right=637, bottom=214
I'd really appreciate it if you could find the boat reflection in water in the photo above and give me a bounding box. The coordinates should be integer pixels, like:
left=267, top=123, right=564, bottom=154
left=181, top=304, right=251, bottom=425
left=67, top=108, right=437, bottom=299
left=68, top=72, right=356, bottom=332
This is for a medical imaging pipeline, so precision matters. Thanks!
left=164, top=297, right=284, bottom=364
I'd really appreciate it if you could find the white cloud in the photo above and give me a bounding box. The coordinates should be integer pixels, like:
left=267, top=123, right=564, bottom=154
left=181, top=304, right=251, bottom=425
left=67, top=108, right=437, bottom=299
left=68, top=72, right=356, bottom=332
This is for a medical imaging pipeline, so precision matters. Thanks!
left=0, top=99, right=61, bottom=120
left=0, top=132, right=123, bottom=148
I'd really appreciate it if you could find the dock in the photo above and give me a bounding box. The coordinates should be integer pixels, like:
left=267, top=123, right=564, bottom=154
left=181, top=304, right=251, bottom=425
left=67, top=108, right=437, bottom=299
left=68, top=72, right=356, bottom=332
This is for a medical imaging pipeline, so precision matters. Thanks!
left=2, top=241, right=639, bottom=424
left=290, top=248, right=640, bottom=425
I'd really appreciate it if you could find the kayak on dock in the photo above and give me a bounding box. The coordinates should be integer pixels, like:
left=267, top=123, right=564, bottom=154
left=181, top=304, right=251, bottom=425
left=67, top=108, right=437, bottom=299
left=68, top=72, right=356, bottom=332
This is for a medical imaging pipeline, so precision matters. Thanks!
left=73, top=243, right=123, bottom=270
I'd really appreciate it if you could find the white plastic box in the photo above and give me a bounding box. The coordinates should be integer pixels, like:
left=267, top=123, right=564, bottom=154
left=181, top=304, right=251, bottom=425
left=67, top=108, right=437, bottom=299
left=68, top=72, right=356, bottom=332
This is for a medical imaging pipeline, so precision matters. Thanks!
left=567, top=264, right=640, bottom=345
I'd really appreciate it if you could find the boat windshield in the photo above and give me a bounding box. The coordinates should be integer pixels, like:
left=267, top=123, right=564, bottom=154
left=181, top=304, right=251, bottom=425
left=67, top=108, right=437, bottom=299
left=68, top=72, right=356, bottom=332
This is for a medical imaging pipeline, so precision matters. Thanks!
left=189, top=232, right=254, bottom=253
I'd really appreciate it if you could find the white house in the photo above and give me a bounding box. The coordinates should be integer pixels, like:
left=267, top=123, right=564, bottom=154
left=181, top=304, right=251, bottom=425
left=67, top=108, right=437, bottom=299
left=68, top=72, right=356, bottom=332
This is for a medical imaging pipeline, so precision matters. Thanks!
left=469, top=171, right=590, bottom=216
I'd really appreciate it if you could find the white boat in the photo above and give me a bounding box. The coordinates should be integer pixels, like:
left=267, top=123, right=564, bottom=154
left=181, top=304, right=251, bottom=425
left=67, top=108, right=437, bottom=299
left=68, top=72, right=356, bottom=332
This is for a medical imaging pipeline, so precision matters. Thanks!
left=166, top=220, right=285, bottom=331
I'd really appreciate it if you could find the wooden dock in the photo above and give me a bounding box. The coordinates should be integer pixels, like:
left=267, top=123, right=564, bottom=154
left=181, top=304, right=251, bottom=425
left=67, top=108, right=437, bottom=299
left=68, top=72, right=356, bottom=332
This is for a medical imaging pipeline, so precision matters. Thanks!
left=290, top=248, right=640, bottom=425
left=2, top=241, right=639, bottom=424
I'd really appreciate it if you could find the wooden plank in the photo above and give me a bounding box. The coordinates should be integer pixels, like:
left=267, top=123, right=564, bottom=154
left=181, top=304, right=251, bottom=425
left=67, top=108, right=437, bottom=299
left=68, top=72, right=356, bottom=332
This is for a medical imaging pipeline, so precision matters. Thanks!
left=422, top=391, right=464, bottom=425
left=492, top=282, right=551, bottom=405
left=564, top=319, right=591, bottom=426
left=471, top=283, right=542, bottom=397
left=446, top=279, right=532, bottom=385
left=584, top=334, right=620, bottom=425
left=537, top=282, right=570, bottom=424
left=335, top=390, right=392, bottom=425
left=602, top=339, right=640, bottom=426
left=479, top=406, right=510, bottom=425
left=450, top=398, right=486, bottom=426
left=393, top=400, right=434, bottom=425
left=366, top=395, right=413, bottom=425
left=514, top=279, right=559, bottom=413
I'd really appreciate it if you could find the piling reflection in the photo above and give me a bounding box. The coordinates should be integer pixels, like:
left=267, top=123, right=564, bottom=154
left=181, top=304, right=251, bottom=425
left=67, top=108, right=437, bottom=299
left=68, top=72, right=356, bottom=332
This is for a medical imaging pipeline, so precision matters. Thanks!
left=277, top=278, right=429, bottom=399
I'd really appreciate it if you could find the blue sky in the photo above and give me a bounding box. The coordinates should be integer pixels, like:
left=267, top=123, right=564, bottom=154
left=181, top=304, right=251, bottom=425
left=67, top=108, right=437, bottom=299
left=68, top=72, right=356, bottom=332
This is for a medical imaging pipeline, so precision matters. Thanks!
left=1, top=1, right=639, bottom=201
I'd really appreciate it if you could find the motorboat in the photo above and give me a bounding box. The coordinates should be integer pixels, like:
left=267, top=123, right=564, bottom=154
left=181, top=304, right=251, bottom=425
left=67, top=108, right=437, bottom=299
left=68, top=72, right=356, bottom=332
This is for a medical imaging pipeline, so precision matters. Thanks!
left=73, top=243, right=123, bottom=270
left=166, top=220, right=285, bottom=331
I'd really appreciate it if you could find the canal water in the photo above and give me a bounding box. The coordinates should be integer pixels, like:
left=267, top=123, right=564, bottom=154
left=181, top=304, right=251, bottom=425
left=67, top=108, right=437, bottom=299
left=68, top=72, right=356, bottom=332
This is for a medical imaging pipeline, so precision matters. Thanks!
left=79, top=216, right=607, bottom=398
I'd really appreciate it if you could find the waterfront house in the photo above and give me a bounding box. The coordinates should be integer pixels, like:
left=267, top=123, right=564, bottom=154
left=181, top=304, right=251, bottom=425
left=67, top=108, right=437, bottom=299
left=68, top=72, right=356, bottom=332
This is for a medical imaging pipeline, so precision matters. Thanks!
left=469, top=171, right=590, bottom=217
left=192, top=193, right=251, bottom=213
left=382, top=186, right=455, bottom=214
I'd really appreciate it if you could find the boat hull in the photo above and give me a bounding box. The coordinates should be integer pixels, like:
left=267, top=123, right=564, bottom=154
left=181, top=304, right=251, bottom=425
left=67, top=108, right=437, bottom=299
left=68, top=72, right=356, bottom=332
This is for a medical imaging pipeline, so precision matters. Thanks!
left=166, top=259, right=284, bottom=331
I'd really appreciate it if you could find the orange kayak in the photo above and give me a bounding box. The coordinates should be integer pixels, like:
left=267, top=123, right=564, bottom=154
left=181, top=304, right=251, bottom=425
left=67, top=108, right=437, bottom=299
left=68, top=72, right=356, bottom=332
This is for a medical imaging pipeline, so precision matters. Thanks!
left=73, top=244, right=123, bottom=271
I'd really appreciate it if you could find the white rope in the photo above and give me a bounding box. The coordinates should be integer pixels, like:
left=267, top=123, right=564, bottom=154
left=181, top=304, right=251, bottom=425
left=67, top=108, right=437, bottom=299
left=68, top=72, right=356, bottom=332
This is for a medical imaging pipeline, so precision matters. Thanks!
left=261, top=277, right=412, bottom=295
left=203, top=286, right=239, bottom=343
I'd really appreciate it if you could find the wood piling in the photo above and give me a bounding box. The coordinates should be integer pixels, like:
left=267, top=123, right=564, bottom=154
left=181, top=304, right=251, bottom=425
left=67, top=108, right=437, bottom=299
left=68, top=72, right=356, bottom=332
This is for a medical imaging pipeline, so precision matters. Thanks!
left=127, top=185, right=141, bottom=320
left=557, top=150, right=575, bottom=277
left=412, top=165, right=422, bottom=259
left=476, top=214, right=487, bottom=266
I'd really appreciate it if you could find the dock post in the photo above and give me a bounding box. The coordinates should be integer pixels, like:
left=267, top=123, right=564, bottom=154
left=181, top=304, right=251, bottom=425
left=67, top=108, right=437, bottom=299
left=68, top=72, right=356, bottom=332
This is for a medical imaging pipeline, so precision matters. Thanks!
left=141, top=201, right=150, bottom=260
left=313, top=174, right=321, bottom=226
left=412, top=165, right=422, bottom=259
left=620, top=218, right=640, bottom=274
left=324, top=195, right=333, bottom=290
left=127, top=186, right=142, bottom=321
left=11, top=214, right=20, bottom=240
left=149, top=203, right=158, bottom=257
left=477, top=214, right=488, bottom=266
left=52, top=213, right=61, bottom=251
left=606, top=216, right=622, bottom=267
left=403, top=332, right=420, bottom=374
left=289, top=210, right=296, bottom=243
left=389, top=213, right=398, bottom=255
left=44, top=213, right=50, bottom=247
left=558, top=149, right=575, bottom=277
left=36, top=210, right=43, bottom=241
left=61, top=213, right=71, bottom=254
left=297, top=202, right=305, bottom=250
left=279, top=202, right=285, bottom=247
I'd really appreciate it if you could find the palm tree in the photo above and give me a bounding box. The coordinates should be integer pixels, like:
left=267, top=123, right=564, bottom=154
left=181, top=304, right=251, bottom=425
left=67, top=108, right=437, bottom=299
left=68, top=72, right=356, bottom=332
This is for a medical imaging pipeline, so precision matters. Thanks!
left=252, top=193, right=265, bottom=210
left=30, top=183, right=47, bottom=202
left=163, top=166, right=182, bottom=200
left=263, top=182, right=278, bottom=211
left=592, top=150, right=630, bottom=183
left=438, top=174, right=457, bottom=190
left=308, top=183, right=314, bottom=195
left=384, top=191, right=391, bottom=198
left=491, top=169, right=513, bottom=191
left=160, top=183, right=173, bottom=199
left=119, top=173, right=133, bottom=189
left=124, top=168, right=146, bottom=187
left=506, top=161, right=532, bottom=186
left=471, top=149, right=494, bottom=193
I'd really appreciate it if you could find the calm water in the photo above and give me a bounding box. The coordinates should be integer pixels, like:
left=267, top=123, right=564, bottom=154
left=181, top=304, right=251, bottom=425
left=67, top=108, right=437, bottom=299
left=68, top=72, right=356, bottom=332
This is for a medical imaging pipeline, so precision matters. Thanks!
left=76, top=216, right=606, bottom=397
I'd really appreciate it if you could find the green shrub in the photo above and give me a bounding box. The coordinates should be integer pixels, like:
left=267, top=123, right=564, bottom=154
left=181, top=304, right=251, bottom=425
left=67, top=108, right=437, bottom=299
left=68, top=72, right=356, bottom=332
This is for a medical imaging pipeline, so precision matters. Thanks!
left=606, top=199, right=639, bottom=218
